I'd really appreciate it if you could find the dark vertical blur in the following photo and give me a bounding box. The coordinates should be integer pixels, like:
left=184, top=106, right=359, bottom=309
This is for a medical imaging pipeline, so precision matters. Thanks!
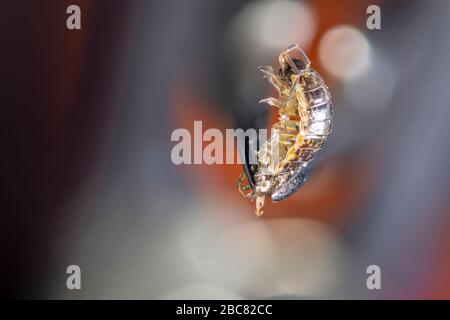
left=0, top=0, right=135, bottom=298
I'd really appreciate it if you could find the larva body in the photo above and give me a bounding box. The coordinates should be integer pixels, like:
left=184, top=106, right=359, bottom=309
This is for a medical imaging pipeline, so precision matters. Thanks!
left=237, top=44, right=333, bottom=216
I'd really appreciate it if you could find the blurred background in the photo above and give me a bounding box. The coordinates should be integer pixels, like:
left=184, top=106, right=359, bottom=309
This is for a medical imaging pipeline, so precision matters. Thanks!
left=2, top=0, right=450, bottom=299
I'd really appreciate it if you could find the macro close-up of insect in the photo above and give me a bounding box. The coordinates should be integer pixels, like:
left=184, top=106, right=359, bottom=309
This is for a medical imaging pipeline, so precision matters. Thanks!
left=237, top=44, right=334, bottom=216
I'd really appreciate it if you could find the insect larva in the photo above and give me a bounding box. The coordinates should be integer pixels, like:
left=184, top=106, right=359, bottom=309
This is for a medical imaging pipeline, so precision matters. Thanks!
left=237, top=44, right=334, bottom=216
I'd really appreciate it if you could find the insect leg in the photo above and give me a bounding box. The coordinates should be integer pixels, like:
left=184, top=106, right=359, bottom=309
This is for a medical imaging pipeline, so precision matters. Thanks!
left=259, top=97, right=283, bottom=107
left=259, top=61, right=301, bottom=109
left=279, top=44, right=310, bottom=73
left=260, top=85, right=299, bottom=109
left=263, top=75, right=299, bottom=109
left=271, top=165, right=309, bottom=202
left=236, top=172, right=253, bottom=198
left=257, top=65, right=286, bottom=108
left=283, top=75, right=300, bottom=105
